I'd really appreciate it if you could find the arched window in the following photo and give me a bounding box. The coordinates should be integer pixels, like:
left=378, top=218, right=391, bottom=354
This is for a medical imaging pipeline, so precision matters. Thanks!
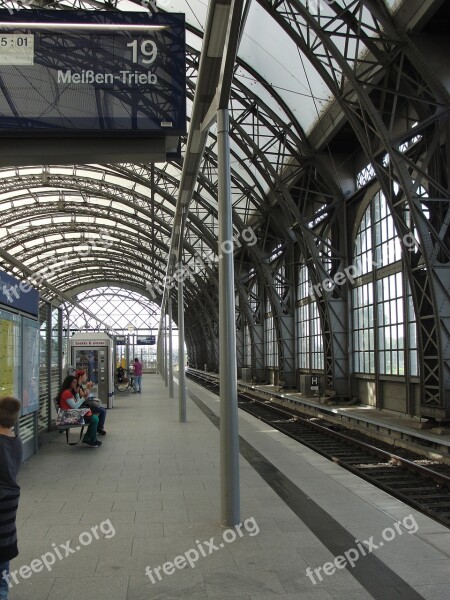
left=352, top=191, right=418, bottom=376
left=244, top=324, right=251, bottom=366
left=297, top=265, right=323, bottom=370
left=265, top=298, right=278, bottom=367
left=63, top=286, right=164, bottom=368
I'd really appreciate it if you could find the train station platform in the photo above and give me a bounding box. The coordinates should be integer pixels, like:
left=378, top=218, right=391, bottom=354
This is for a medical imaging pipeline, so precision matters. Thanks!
left=11, top=374, right=450, bottom=600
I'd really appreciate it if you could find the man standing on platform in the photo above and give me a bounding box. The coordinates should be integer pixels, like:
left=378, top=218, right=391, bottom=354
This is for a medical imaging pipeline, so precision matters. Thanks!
left=133, top=357, right=143, bottom=394
left=0, top=397, right=23, bottom=600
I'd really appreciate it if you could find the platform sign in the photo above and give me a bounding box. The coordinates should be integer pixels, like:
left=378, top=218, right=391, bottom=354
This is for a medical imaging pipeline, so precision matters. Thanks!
left=0, top=10, right=186, bottom=135
left=0, top=270, right=39, bottom=316
left=310, top=376, right=319, bottom=391
left=137, top=335, right=156, bottom=345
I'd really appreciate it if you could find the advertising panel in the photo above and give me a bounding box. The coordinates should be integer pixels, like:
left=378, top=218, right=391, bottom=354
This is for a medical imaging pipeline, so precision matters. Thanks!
left=21, top=317, right=40, bottom=415
left=0, top=309, right=21, bottom=398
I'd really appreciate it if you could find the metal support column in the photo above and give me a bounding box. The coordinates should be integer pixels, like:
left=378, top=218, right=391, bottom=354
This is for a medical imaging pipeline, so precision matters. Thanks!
left=158, top=317, right=163, bottom=379
left=168, top=297, right=174, bottom=398
left=164, top=309, right=168, bottom=388
left=46, top=302, right=52, bottom=432
left=217, top=108, right=240, bottom=526
left=178, top=276, right=187, bottom=422
left=58, top=307, right=63, bottom=388
left=125, top=335, right=130, bottom=376
left=65, top=306, right=72, bottom=373
left=157, top=335, right=161, bottom=376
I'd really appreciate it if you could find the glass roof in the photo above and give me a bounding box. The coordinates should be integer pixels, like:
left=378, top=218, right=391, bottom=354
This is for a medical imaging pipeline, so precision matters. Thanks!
left=0, top=0, right=408, bottom=308
left=238, top=2, right=332, bottom=133
left=66, top=286, right=163, bottom=331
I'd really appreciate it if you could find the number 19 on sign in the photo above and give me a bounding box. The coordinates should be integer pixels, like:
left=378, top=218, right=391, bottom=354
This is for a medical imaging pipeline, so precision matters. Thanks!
left=126, top=39, right=157, bottom=64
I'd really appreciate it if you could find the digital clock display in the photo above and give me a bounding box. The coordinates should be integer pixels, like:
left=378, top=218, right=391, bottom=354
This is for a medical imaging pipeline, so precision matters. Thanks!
left=0, top=10, right=186, bottom=135
left=0, top=34, right=34, bottom=64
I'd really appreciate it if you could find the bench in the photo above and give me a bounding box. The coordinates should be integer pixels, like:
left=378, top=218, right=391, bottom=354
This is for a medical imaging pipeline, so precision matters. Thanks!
left=53, top=398, right=87, bottom=446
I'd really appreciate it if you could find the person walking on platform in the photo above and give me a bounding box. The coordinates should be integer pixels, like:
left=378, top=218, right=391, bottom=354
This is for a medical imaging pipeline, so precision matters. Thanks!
left=0, top=396, right=23, bottom=600
left=133, top=357, right=143, bottom=393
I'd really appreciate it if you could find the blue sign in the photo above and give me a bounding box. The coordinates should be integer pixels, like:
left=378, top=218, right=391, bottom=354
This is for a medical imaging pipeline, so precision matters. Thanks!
left=0, top=271, right=39, bottom=316
left=0, top=10, right=186, bottom=135
left=137, top=335, right=156, bottom=345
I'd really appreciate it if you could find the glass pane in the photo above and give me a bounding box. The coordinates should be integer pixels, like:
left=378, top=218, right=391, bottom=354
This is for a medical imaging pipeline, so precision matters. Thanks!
left=22, top=318, right=40, bottom=415
left=410, top=351, right=418, bottom=376
left=392, top=352, right=398, bottom=375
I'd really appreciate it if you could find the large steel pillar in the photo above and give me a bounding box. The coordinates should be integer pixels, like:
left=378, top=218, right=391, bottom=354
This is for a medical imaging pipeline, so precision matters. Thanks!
left=159, top=326, right=162, bottom=379
left=168, top=297, right=174, bottom=398
left=217, top=108, right=240, bottom=526
left=164, top=309, right=168, bottom=388
left=125, top=335, right=130, bottom=376
left=178, top=277, right=187, bottom=422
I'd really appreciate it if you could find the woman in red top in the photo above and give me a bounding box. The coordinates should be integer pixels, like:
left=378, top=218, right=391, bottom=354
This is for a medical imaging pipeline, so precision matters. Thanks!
left=75, top=370, right=107, bottom=435
left=58, top=376, right=101, bottom=448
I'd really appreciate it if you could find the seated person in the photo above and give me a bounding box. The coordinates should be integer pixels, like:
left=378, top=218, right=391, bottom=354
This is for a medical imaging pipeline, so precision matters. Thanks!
left=58, top=375, right=101, bottom=448
left=75, top=370, right=107, bottom=436
left=116, top=365, right=124, bottom=383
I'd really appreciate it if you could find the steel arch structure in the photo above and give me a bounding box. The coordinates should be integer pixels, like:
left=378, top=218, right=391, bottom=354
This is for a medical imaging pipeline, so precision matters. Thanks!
left=0, top=0, right=448, bottom=419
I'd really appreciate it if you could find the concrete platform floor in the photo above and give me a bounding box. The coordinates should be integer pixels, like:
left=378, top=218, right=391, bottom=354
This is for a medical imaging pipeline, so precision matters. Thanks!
left=9, top=374, right=450, bottom=600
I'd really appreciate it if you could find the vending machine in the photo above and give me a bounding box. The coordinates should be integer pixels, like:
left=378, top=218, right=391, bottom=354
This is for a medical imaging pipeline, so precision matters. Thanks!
left=68, top=332, right=114, bottom=408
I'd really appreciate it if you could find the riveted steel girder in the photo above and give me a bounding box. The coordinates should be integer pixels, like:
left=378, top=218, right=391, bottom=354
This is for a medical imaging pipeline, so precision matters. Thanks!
left=257, top=0, right=450, bottom=416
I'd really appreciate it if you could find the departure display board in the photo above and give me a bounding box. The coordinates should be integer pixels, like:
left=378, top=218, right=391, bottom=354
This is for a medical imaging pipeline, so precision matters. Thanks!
left=0, top=10, right=186, bottom=135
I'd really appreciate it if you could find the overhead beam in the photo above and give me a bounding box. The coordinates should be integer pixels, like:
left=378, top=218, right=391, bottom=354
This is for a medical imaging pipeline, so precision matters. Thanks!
left=159, top=0, right=244, bottom=319
left=0, top=247, right=111, bottom=330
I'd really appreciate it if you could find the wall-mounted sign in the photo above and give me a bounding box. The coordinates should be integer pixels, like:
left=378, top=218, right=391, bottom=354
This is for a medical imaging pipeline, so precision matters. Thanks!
left=137, top=335, right=156, bottom=345
left=0, top=10, right=186, bottom=136
left=71, top=339, right=109, bottom=346
left=0, top=270, right=39, bottom=316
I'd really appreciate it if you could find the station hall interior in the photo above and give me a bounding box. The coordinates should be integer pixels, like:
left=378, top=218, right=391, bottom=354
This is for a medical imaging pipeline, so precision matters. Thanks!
left=0, top=0, right=450, bottom=599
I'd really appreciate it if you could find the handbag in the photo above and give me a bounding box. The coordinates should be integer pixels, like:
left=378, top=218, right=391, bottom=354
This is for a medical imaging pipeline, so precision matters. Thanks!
left=81, top=399, right=101, bottom=414
left=56, top=407, right=90, bottom=427
left=88, top=396, right=102, bottom=408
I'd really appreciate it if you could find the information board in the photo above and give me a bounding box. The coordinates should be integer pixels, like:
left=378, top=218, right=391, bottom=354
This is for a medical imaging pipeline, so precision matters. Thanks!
left=0, top=270, right=39, bottom=316
left=0, top=10, right=186, bottom=135
left=137, top=335, right=156, bottom=345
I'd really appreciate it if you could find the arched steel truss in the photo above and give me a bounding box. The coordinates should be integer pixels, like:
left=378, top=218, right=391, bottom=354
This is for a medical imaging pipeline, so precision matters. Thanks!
left=0, top=0, right=448, bottom=417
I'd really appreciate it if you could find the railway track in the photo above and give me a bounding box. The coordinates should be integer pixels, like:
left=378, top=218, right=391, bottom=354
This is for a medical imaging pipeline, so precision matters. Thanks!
left=186, top=369, right=450, bottom=528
